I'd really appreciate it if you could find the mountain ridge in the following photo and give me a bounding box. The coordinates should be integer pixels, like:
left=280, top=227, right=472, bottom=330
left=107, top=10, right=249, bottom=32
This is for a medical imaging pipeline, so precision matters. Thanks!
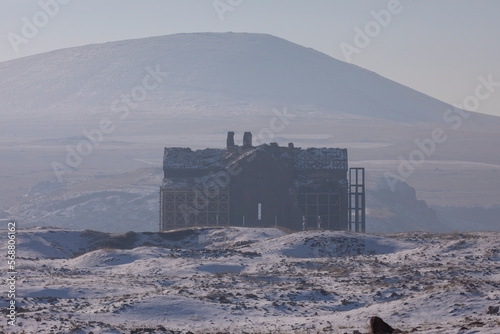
left=2, top=32, right=494, bottom=124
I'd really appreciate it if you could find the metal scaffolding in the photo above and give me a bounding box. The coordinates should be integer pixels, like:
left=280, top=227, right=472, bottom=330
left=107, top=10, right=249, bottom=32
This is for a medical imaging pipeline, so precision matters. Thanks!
left=348, top=167, right=365, bottom=232
left=297, top=193, right=342, bottom=230
left=159, top=189, right=230, bottom=231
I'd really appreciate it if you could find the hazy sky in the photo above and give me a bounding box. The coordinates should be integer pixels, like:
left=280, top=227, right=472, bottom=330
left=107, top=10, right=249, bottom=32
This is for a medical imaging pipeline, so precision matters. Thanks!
left=1, top=0, right=499, bottom=116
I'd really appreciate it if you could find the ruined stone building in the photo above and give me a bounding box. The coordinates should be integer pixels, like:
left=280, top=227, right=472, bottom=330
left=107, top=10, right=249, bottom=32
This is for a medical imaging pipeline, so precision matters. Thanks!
left=160, top=132, right=365, bottom=231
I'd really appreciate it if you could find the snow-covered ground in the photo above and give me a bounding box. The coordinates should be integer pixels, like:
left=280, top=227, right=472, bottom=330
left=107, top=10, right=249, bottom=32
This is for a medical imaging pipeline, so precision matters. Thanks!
left=1, top=227, right=499, bottom=333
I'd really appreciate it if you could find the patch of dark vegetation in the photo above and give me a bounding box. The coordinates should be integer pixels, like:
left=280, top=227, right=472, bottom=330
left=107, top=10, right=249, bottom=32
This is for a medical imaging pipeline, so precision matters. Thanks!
left=168, top=248, right=261, bottom=259
left=68, top=230, right=112, bottom=258
left=144, top=227, right=225, bottom=242
left=82, top=229, right=109, bottom=239
left=487, top=305, right=499, bottom=315
left=158, top=228, right=199, bottom=241
left=240, top=251, right=261, bottom=258
left=143, top=227, right=207, bottom=241
left=232, top=240, right=255, bottom=247
left=130, top=326, right=177, bottom=333
left=97, top=231, right=139, bottom=249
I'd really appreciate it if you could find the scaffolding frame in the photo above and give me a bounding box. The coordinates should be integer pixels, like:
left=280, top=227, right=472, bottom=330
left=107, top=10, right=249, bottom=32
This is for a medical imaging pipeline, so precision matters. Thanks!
left=297, top=193, right=342, bottom=230
left=159, top=189, right=230, bottom=231
left=348, top=167, right=365, bottom=232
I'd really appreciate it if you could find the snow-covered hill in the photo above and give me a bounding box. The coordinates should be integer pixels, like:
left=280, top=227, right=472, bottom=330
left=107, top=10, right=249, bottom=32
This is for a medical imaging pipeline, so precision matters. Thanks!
left=5, top=167, right=163, bottom=233
left=0, top=32, right=474, bottom=122
left=2, top=227, right=499, bottom=333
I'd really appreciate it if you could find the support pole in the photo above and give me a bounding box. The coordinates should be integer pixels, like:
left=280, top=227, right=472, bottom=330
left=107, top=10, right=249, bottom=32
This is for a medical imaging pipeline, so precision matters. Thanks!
left=348, top=167, right=365, bottom=233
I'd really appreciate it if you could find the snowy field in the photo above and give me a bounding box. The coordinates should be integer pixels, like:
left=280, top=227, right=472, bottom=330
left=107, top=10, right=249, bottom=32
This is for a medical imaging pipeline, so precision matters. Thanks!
left=1, top=227, right=499, bottom=333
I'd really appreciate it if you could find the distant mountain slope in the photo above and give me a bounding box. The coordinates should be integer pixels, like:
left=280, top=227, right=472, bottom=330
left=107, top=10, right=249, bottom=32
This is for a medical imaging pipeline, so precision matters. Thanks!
left=0, top=32, right=473, bottom=122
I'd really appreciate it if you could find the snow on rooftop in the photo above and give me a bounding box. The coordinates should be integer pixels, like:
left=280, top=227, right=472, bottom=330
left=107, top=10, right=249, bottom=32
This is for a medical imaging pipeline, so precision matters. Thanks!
left=163, top=147, right=227, bottom=170
left=163, top=145, right=348, bottom=172
left=292, top=147, right=347, bottom=170
left=162, top=171, right=227, bottom=190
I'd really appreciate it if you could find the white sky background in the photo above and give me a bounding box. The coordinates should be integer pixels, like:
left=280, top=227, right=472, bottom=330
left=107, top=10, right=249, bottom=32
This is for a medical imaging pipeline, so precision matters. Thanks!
left=1, top=0, right=498, bottom=116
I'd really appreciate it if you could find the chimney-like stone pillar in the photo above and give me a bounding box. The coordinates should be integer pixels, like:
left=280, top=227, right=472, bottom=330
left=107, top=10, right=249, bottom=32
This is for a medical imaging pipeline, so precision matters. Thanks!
left=227, top=131, right=235, bottom=150
left=243, top=132, right=252, bottom=148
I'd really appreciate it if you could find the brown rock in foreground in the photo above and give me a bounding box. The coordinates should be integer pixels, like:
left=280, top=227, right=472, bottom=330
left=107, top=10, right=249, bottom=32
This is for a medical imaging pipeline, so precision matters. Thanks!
left=370, top=316, right=402, bottom=334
